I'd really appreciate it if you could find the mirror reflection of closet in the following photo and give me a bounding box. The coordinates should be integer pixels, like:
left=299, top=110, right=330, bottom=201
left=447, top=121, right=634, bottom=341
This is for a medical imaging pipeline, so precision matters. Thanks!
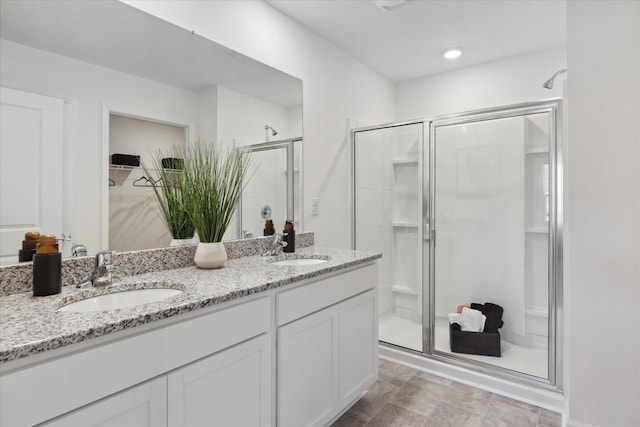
left=108, top=114, right=187, bottom=252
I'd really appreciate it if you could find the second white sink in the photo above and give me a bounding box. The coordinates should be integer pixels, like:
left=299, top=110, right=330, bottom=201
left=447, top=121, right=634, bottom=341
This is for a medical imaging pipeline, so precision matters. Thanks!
left=58, top=288, right=183, bottom=313
left=270, top=258, right=328, bottom=266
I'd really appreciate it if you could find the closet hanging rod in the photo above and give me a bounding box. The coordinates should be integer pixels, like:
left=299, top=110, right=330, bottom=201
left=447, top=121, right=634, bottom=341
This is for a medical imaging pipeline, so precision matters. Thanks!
left=132, top=176, right=164, bottom=187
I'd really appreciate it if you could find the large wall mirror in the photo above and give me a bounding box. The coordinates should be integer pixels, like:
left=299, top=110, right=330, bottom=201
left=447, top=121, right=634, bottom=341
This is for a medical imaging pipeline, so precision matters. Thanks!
left=0, top=0, right=303, bottom=261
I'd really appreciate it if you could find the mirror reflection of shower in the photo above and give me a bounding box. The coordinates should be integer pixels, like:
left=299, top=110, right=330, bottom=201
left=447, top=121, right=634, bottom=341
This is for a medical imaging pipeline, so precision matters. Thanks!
left=542, top=68, right=567, bottom=89
left=265, top=125, right=278, bottom=142
left=236, top=138, right=303, bottom=239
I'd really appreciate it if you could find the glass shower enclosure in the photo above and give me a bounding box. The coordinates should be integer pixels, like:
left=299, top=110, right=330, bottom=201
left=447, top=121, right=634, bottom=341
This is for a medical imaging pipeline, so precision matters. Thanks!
left=352, top=100, right=562, bottom=389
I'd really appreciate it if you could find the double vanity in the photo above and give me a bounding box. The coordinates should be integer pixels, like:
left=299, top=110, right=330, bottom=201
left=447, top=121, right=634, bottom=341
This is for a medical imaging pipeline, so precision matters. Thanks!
left=0, top=237, right=381, bottom=426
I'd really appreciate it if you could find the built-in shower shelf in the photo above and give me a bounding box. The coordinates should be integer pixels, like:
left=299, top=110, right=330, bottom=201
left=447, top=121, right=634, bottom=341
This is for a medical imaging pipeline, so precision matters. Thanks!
left=525, top=148, right=549, bottom=154
left=392, top=158, right=418, bottom=165
left=526, top=227, right=549, bottom=234
left=392, top=221, right=419, bottom=228
left=526, top=307, right=548, bottom=318
left=392, top=284, right=419, bottom=296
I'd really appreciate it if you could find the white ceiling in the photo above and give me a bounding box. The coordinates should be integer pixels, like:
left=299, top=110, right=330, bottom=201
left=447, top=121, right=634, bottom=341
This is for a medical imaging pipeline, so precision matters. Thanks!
left=266, top=0, right=567, bottom=83
left=0, top=0, right=302, bottom=108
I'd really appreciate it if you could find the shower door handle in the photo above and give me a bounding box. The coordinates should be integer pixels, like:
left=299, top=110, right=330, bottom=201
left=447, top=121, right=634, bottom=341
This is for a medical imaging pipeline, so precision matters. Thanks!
left=424, top=222, right=435, bottom=245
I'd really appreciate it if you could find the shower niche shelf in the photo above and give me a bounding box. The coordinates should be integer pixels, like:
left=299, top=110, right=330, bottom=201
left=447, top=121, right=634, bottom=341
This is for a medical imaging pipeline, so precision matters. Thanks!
left=391, top=221, right=418, bottom=228
left=392, top=158, right=418, bottom=165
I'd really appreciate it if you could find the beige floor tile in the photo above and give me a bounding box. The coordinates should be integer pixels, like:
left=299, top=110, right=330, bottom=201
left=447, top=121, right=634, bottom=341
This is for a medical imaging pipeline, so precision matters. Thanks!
left=331, top=410, right=368, bottom=427
left=379, top=360, right=420, bottom=386
left=537, top=408, right=562, bottom=427
left=424, top=402, right=484, bottom=427
left=481, top=395, right=539, bottom=427
left=442, top=382, right=493, bottom=415
left=348, top=379, right=401, bottom=422
left=390, top=382, right=441, bottom=416
left=366, top=403, right=427, bottom=427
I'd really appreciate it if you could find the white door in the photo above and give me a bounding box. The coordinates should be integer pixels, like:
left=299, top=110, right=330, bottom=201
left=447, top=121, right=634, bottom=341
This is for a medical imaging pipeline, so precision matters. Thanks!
left=339, top=290, right=378, bottom=407
left=0, top=87, right=64, bottom=264
left=278, top=306, right=339, bottom=427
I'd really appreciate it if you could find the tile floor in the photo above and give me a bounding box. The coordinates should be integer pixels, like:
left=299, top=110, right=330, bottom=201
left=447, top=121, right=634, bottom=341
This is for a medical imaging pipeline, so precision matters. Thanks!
left=331, top=360, right=562, bottom=427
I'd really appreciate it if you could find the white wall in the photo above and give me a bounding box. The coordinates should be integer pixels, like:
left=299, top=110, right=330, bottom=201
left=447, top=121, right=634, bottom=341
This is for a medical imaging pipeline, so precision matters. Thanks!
left=123, top=0, right=395, bottom=248
left=433, top=117, right=526, bottom=340
left=566, top=2, right=640, bottom=426
left=395, top=47, right=566, bottom=120
left=217, top=86, right=297, bottom=147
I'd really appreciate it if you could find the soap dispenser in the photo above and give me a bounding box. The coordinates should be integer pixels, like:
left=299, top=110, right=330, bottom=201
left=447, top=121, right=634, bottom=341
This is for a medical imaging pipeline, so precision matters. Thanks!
left=282, top=220, right=295, bottom=253
left=264, top=219, right=275, bottom=236
left=32, top=234, right=62, bottom=296
left=18, top=231, right=40, bottom=262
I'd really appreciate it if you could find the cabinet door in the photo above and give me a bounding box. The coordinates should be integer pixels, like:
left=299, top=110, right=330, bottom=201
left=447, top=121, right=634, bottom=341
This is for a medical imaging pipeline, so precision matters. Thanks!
left=167, top=333, right=271, bottom=427
left=339, top=290, right=378, bottom=406
left=41, top=377, right=167, bottom=427
left=278, top=306, right=339, bottom=427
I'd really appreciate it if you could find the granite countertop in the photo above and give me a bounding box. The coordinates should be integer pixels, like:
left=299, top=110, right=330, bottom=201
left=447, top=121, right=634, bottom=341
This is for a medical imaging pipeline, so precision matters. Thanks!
left=0, top=247, right=381, bottom=364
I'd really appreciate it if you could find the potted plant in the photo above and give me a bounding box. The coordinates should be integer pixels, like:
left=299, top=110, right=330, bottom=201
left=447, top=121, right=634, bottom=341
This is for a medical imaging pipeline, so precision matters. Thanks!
left=142, top=146, right=196, bottom=246
left=183, top=143, right=250, bottom=268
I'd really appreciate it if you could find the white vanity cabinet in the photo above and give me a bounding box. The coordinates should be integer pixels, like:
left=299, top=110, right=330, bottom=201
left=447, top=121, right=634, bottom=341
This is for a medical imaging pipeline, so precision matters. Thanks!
left=0, top=260, right=379, bottom=427
left=0, top=296, right=271, bottom=427
left=277, top=264, right=378, bottom=427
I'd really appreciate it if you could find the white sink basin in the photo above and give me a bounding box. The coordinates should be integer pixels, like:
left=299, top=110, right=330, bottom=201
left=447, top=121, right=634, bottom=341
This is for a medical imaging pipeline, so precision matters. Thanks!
left=270, top=258, right=328, bottom=266
left=57, top=288, right=183, bottom=313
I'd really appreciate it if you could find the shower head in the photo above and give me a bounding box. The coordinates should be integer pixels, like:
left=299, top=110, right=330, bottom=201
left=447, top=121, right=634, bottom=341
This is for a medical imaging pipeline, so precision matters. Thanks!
left=265, top=125, right=278, bottom=136
left=543, top=68, right=567, bottom=89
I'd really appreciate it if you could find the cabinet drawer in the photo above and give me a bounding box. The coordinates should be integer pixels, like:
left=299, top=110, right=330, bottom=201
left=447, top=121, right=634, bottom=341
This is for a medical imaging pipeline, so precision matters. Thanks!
left=277, top=263, right=377, bottom=326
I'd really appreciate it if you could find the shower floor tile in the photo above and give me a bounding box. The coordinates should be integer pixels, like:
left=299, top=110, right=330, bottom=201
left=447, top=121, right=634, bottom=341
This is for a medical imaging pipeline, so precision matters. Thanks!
left=378, top=313, right=548, bottom=378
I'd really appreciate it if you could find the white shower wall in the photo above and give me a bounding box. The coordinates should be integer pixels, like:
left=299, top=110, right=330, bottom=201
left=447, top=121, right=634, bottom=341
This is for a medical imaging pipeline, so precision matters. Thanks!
left=434, top=117, right=527, bottom=340
left=355, top=124, right=423, bottom=335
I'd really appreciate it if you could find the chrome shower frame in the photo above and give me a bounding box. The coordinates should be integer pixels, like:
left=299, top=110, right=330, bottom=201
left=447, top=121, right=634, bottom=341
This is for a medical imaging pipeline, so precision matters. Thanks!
left=350, top=98, right=564, bottom=393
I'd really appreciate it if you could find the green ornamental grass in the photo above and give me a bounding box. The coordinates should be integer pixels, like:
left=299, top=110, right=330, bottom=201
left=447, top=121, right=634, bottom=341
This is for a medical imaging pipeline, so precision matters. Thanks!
left=142, top=146, right=195, bottom=240
left=182, top=143, right=250, bottom=243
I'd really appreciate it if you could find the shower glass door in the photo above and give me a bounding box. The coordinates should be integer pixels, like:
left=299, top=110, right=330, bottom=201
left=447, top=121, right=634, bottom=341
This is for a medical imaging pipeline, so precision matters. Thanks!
left=353, top=122, right=426, bottom=352
left=430, top=101, right=560, bottom=385
left=236, top=138, right=302, bottom=239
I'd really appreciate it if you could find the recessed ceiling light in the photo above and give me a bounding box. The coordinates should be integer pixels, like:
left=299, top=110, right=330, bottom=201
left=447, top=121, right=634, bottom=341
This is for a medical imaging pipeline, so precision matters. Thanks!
left=443, top=48, right=463, bottom=59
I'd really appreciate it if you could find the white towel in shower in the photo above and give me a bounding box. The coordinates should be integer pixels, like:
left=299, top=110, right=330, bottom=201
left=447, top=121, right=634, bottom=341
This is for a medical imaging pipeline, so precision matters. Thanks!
left=458, top=307, right=486, bottom=332
left=448, top=313, right=461, bottom=324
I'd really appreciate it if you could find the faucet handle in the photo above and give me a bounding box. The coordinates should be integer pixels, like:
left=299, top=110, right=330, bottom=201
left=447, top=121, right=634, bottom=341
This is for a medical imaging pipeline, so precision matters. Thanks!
left=95, top=250, right=115, bottom=267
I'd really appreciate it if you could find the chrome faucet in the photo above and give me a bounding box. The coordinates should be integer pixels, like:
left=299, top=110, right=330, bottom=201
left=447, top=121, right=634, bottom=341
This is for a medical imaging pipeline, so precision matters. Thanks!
left=91, top=250, right=115, bottom=287
left=71, top=244, right=87, bottom=257
left=262, top=234, right=287, bottom=256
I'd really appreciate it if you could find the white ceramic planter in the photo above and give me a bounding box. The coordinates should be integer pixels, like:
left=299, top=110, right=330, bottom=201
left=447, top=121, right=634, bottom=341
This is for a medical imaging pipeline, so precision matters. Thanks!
left=194, top=242, right=227, bottom=269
